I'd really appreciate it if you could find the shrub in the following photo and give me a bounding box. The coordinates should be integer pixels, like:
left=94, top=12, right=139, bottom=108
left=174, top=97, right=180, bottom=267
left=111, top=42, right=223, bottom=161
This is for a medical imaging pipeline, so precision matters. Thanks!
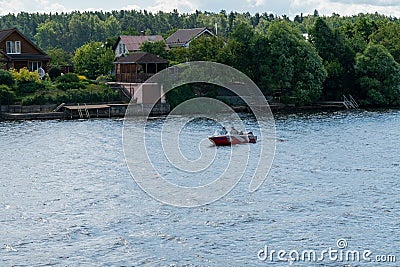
left=9, top=68, right=43, bottom=94
left=21, top=92, right=53, bottom=105
left=55, top=73, right=80, bottom=83
left=0, top=84, right=16, bottom=104
left=20, top=86, right=121, bottom=105
left=9, top=67, right=41, bottom=83
left=17, top=81, right=46, bottom=94
left=78, top=75, right=88, bottom=81
left=166, top=84, right=196, bottom=108
left=63, top=88, right=120, bottom=103
left=21, top=95, right=35, bottom=105
left=54, top=73, right=87, bottom=91
left=48, top=67, right=62, bottom=80
left=0, top=70, right=14, bottom=87
left=56, top=82, right=86, bottom=91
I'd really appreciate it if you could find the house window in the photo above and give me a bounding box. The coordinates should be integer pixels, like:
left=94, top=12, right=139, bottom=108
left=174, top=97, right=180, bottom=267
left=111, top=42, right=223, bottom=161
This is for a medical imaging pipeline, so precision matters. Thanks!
left=6, top=41, right=21, bottom=54
left=29, top=61, right=42, bottom=71
left=118, top=43, right=126, bottom=55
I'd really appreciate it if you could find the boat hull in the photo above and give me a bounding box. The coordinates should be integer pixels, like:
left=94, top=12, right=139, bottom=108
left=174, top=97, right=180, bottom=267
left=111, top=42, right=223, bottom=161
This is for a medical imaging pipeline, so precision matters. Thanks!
left=208, top=133, right=257, bottom=146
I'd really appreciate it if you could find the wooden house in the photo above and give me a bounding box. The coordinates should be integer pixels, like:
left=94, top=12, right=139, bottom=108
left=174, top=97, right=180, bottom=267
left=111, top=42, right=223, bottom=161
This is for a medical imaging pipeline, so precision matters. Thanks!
left=0, top=28, right=50, bottom=71
left=113, top=33, right=167, bottom=58
left=166, top=27, right=215, bottom=48
left=114, top=52, right=168, bottom=83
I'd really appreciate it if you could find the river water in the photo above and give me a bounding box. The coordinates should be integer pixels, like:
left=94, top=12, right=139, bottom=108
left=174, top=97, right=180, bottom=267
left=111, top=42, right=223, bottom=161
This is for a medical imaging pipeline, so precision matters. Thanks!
left=0, top=109, right=399, bottom=266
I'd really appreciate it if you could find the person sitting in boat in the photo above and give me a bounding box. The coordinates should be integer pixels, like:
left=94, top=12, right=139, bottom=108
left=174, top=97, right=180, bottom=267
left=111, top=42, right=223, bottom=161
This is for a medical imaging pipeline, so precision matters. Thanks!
left=230, top=127, right=239, bottom=135
left=219, top=127, right=228, bottom=135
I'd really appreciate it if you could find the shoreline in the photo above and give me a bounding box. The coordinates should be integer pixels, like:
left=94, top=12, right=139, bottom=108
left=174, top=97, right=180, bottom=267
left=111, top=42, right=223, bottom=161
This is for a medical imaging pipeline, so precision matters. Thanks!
left=0, top=102, right=170, bottom=121
left=1, top=103, right=398, bottom=121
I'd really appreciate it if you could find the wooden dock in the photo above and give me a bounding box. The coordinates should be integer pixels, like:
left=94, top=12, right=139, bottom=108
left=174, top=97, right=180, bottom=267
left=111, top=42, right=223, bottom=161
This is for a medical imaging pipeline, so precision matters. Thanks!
left=63, top=103, right=170, bottom=118
left=64, top=104, right=107, bottom=119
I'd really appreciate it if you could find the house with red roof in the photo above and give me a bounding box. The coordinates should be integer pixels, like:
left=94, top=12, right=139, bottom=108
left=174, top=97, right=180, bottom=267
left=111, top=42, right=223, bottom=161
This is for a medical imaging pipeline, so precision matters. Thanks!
left=113, top=33, right=167, bottom=58
left=166, top=27, right=215, bottom=48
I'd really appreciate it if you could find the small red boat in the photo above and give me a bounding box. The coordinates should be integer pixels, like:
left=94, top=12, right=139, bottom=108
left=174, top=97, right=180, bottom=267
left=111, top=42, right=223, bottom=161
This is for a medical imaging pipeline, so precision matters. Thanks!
left=209, top=132, right=257, bottom=146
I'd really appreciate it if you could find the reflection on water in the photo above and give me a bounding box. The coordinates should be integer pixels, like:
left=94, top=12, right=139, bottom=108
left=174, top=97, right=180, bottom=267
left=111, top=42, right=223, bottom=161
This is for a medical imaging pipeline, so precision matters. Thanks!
left=0, top=110, right=399, bottom=266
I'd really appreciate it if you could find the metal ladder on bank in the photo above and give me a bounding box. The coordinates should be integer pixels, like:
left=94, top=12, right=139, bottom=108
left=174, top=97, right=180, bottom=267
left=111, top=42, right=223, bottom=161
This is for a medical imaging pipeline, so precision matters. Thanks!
left=77, top=103, right=90, bottom=119
left=77, top=103, right=83, bottom=118
left=343, top=95, right=359, bottom=109
left=84, top=103, right=90, bottom=118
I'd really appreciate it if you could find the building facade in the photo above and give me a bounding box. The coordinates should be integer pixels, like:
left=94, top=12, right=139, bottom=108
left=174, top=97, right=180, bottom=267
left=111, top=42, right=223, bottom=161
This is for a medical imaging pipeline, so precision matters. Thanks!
left=0, top=28, right=50, bottom=71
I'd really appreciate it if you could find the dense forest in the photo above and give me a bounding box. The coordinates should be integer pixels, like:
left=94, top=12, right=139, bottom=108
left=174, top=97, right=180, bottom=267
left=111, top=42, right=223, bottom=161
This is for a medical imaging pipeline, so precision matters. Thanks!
left=1, top=9, right=252, bottom=52
left=1, top=9, right=400, bottom=107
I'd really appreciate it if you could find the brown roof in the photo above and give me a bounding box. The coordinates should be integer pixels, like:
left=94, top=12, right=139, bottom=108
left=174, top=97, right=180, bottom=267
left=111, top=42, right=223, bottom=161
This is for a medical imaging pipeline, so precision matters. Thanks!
left=118, top=35, right=165, bottom=51
left=114, top=52, right=168, bottom=64
left=0, top=50, right=11, bottom=61
left=166, top=27, right=213, bottom=46
left=0, top=29, right=15, bottom=41
left=9, top=54, right=50, bottom=60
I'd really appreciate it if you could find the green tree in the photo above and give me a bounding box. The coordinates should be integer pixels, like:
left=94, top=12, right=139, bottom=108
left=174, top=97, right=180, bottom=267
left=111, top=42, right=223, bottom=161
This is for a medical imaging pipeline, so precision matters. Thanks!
left=370, top=22, right=400, bottom=63
left=309, top=17, right=356, bottom=99
left=169, top=47, right=189, bottom=64
left=251, top=33, right=272, bottom=94
left=103, top=15, right=121, bottom=40
left=254, top=17, right=271, bottom=35
left=355, top=44, right=400, bottom=106
left=68, top=13, right=104, bottom=50
left=351, top=16, right=378, bottom=42
left=46, top=48, right=73, bottom=68
left=187, top=35, right=225, bottom=61
left=46, top=47, right=72, bottom=80
left=73, top=41, right=115, bottom=79
left=267, top=21, right=326, bottom=105
left=34, top=21, right=59, bottom=49
left=34, top=18, right=72, bottom=51
left=140, top=40, right=169, bottom=59
left=219, top=22, right=255, bottom=78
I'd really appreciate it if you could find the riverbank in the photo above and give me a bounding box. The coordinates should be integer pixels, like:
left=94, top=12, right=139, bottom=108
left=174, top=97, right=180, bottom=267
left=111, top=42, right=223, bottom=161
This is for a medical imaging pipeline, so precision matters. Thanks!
left=0, top=103, right=171, bottom=120
left=0, top=102, right=351, bottom=121
left=0, top=112, right=66, bottom=120
left=0, top=97, right=372, bottom=121
left=232, top=102, right=350, bottom=113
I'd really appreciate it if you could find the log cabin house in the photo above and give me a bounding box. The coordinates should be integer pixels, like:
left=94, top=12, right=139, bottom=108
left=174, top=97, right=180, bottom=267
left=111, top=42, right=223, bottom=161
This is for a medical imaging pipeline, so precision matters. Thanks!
left=114, top=52, right=168, bottom=83
left=166, top=27, right=215, bottom=48
left=0, top=28, right=50, bottom=71
left=113, top=33, right=167, bottom=58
